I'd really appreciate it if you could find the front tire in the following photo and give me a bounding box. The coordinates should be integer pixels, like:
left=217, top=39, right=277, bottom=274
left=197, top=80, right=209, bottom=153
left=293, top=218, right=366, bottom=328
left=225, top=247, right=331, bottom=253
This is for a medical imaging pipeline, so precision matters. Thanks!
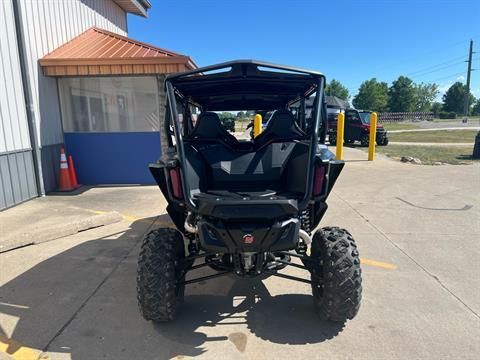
left=137, top=228, right=185, bottom=322
left=310, top=227, right=362, bottom=322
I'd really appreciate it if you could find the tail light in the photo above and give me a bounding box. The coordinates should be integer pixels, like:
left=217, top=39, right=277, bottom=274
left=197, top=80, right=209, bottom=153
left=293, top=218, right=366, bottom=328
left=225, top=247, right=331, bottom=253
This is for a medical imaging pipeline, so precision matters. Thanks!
left=169, top=168, right=183, bottom=199
left=312, top=165, right=325, bottom=196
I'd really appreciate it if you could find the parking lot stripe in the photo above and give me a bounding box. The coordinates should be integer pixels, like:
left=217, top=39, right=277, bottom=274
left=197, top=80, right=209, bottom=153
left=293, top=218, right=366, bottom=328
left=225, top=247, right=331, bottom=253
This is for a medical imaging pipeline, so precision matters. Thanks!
left=0, top=336, right=45, bottom=360
left=80, top=208, right=172, bottom=227
left=361, top=258, right=397, bottom=270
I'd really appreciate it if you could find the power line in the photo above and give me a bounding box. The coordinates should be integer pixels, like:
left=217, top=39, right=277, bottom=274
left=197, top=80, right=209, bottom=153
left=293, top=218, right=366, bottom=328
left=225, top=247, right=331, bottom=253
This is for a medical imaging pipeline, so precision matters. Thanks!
left=408, top=61, right=465, bottom=79
left=349, top=40, right=476, bottom=94
left=406, top=55, right=466, bottom=76
left=423, top=71, right=465, bottom=83
left=382, top=38, right=471, bottom=71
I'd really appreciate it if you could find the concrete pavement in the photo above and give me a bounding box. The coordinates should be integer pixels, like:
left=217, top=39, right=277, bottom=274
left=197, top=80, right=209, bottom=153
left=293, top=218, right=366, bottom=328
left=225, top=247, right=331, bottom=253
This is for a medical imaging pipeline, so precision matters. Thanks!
left=0, top=149, right=479, bottom=359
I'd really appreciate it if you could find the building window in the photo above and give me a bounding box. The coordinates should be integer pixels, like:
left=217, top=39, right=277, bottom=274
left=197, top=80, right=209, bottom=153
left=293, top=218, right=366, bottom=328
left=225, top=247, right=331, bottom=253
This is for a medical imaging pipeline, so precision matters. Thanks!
left=59, top=76, right=165, bottom=132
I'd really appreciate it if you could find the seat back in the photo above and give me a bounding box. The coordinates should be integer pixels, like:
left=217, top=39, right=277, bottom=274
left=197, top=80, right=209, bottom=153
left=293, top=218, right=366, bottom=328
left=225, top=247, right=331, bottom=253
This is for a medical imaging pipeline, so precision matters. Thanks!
left=184, top=140, right=309, bottom=195
left=254, top=110, right=306, bottom=148
left=186, top=112, right=239, bottom=149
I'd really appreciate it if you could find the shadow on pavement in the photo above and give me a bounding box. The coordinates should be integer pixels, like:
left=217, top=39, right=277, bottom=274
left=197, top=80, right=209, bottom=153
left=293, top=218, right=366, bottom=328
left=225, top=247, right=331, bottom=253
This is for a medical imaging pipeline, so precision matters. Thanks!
left=0, top=215, right=344, bottom=359
left=155, top=277, right=344, bottom=357
left=0, top=215, right=160, bottom=356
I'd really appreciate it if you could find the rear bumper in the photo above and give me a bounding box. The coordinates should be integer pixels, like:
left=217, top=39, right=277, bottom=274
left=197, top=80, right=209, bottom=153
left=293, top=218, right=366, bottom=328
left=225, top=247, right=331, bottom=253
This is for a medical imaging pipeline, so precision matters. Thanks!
left=195, top=196, right=299, bottom=219
left=197, top=218, right=300, bottom=253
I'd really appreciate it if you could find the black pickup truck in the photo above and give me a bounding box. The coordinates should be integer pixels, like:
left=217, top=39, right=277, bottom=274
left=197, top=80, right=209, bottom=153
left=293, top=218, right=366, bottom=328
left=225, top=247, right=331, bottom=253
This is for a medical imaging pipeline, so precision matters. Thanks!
left=328, top=109, right=389, bottom=146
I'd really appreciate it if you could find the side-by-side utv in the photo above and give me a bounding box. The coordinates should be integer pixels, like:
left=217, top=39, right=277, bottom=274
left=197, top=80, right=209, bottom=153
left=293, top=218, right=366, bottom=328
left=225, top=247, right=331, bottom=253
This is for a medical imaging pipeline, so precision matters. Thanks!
left=137, top=60, right=362, bottom=323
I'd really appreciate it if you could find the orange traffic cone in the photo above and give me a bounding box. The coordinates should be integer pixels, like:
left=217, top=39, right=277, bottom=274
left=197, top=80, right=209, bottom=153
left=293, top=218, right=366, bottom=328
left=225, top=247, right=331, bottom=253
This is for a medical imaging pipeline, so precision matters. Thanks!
left=68, top=155, right=81, bottom=189
left=57, top=147, right=74, bottom=191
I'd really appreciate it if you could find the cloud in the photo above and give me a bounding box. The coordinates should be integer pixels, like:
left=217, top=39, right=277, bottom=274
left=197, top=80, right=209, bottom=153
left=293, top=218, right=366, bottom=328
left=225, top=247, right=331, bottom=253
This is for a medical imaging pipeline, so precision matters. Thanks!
left=456, top=75, right=465, bottom=81
left=436, top=81, right=455, bottom=101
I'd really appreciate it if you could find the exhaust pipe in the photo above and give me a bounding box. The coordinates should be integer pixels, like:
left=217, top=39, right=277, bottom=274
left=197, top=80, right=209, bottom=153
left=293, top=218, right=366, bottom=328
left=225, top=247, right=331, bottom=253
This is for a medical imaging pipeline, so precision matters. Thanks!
left=184, top=212, right=198, bottom=234
left=299, top=229, right=312, bottom=246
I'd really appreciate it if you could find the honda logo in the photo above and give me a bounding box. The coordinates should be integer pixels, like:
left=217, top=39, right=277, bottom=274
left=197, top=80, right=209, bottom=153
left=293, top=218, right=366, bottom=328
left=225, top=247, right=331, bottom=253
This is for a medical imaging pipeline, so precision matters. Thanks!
left=243, top=234, right=254, bottom=244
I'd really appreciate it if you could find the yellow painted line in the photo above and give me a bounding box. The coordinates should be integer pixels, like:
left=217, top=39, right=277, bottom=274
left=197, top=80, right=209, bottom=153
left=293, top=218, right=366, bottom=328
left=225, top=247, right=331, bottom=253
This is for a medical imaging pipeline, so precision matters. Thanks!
left=82, top=208, right=172, bottom=227
left=361, top=258, right=397, bottom=270
left=0, top=336, right=46, bottom=360
left=84, top=209, right=148, bottom=224
left=0, top=302, right=29, bottom=309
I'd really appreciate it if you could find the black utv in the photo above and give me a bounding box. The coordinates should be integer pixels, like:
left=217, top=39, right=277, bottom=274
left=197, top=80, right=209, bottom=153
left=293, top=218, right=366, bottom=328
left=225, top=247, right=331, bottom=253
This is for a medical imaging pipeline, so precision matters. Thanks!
left=138, top=60, right=362, bottom=323
left=220, top=117, right=235, bottom=132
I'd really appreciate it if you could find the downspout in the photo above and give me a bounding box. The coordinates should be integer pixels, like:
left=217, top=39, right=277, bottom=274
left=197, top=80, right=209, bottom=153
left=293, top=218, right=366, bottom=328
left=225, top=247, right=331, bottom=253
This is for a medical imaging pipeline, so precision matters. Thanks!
left=12, top=0, right=45, bottom=196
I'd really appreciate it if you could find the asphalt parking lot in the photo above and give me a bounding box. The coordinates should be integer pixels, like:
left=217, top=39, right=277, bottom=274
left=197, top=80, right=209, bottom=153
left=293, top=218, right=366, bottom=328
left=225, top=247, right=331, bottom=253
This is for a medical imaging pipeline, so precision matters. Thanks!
left=1, top=149, right=479, bottom=360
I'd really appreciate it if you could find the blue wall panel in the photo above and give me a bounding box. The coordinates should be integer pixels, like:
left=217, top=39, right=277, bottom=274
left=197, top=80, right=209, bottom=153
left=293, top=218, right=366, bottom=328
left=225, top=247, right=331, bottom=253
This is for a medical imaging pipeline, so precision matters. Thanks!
left=64, top=132, right=160, bottom=185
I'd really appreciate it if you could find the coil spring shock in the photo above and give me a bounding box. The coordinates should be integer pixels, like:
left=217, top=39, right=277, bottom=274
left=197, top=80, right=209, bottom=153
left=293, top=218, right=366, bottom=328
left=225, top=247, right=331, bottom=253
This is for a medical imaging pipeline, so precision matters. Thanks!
left=300, top=207, right=312, bottom=234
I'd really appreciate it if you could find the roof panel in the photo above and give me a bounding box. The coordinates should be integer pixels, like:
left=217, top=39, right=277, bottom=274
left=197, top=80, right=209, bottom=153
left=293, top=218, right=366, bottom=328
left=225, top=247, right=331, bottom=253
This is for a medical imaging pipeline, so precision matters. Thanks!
left=39, top=27, right=197, bottom=76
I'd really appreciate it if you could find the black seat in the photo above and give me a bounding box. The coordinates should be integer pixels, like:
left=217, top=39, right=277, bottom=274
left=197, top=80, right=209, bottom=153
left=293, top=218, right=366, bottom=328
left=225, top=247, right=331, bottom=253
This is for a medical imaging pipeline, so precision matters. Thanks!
left=254, top=110, right=306, bottom=148
left=186, top=112, right=239, bottom=149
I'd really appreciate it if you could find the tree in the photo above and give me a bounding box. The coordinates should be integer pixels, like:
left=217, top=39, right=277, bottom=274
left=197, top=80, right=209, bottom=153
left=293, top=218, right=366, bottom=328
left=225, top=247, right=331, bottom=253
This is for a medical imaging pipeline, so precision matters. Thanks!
left=325, top=79, right=349, bottom=101
left=472, top=99, right=480, bottom=116
left=414, top=83, right=439, bottom=112
left=431, top=102, right=442, bottom=116
left=352, top=78, right=389, bottom=112
left=388, top=76, right=416, bottom=112
left=442, top=82, right=475, bottom=114
left=236, top=111, right=246, bottom=119
left=218, top=112, right=233, bottom=119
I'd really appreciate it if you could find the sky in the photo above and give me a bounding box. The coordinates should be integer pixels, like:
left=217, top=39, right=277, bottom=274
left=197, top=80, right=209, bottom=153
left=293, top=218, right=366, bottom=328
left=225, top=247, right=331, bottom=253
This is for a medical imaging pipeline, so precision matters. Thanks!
left=128, top=0, right=480, bottom=101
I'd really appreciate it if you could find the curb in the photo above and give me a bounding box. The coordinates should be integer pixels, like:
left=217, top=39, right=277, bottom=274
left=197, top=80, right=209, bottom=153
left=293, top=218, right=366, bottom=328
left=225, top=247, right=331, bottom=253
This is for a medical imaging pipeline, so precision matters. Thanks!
left=0, top=211, right=123, bottom=253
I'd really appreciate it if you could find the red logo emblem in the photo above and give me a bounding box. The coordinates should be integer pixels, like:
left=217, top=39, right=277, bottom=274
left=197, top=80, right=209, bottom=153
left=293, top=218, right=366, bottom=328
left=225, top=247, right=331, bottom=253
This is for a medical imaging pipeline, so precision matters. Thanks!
left=243, top=234, right=254, bottom=244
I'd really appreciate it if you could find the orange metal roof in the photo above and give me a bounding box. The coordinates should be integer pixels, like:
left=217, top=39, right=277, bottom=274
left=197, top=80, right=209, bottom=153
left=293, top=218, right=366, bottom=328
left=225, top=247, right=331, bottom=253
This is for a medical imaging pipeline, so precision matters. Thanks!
left=39, top=27, right=197, bottom=76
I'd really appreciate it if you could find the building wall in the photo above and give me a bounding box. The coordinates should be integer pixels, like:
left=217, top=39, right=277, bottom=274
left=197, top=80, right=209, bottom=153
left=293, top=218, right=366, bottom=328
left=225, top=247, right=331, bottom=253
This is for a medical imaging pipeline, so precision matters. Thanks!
left=0, top=0, right=37, bottom=209
left=1, top=0, right=128, bottom=209
left=58, top=75, right=164, bottom=185
left=21, top=0, right=128, bottom=195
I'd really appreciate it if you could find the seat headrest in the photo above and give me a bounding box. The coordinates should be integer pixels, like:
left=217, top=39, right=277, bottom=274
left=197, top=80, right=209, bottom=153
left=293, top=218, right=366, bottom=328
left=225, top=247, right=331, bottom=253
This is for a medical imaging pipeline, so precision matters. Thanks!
left=187, top=112, right=239, bottom=148
left=254, top=110, right=306, bottom=148
left=189, top=112, right=223, bottom=138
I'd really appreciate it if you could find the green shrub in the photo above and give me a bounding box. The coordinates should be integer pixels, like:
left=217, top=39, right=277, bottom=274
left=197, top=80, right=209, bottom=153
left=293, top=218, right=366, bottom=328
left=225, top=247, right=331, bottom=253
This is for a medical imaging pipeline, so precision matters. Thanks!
left=439, top=112, right=457, bottom=119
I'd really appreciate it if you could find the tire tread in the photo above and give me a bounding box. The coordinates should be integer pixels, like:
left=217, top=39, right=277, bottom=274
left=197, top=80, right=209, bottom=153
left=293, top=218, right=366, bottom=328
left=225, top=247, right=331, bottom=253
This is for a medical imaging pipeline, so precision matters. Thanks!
left=136, top=228, right=185, bottom=322
left=311, top=226, right=362, bottom=322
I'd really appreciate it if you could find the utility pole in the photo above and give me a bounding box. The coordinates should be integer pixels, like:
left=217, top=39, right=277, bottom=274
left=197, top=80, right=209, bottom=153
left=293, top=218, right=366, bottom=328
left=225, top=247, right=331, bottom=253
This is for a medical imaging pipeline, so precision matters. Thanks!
left=463, top=40, right=473, bottom=123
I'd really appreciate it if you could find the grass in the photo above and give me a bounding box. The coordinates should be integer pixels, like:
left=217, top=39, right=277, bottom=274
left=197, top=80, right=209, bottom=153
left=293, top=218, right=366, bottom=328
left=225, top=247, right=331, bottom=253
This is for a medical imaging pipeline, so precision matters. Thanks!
left=389, top=130, right=478, bottom=143
left=375, top=145, right=478, bottom=165
left=382, top=123, right=420, bottom=131
left=432, top=116, right=480, bottom=122
left=235, top=120, right=251, bottom=132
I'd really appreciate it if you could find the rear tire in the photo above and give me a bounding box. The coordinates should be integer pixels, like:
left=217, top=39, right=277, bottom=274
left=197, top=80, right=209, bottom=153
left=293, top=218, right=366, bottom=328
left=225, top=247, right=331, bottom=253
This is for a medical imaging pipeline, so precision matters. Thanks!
left=329, top=133, right=337, bottom=146
left=360, top=133, right=369, bottom=147
left=377, top=136, right=389, bottom=146
left=137, top=228, right=185, bottom=322
left=310, top=227, right=362, bottom=322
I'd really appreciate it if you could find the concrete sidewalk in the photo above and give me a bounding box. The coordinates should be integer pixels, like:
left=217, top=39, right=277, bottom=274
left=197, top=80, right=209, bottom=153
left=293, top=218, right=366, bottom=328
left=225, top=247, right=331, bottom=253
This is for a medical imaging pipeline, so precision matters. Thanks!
left=0, top=151, right=479, bottom=359
left=389, top=126, right=480, bottom=133
left=0, top=186, right=168, bottom=253
left=389, top=141, right=474, bottom=146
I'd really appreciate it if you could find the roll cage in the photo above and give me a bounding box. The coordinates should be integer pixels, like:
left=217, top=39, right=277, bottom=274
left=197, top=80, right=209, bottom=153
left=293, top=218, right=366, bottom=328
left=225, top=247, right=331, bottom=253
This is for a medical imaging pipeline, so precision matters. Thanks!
left=161, top=60, right=327, bottom=210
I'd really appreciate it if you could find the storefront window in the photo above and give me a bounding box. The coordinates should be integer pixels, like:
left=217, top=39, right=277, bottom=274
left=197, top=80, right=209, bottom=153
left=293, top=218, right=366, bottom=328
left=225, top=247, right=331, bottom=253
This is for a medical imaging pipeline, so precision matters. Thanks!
left=58, top=76, right=165, bottom=132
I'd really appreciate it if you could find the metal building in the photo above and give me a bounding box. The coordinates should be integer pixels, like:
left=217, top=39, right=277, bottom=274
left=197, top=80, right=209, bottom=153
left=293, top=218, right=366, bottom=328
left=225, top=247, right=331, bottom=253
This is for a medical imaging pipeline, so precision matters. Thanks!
left=0, top=0, right=196, bottom=210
